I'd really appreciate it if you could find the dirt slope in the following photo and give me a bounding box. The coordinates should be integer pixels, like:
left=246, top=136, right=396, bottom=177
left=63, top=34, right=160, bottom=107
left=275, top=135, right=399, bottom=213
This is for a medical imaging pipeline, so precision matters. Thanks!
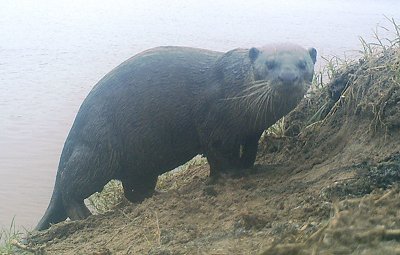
left=23, top=46, right=400, bottom=255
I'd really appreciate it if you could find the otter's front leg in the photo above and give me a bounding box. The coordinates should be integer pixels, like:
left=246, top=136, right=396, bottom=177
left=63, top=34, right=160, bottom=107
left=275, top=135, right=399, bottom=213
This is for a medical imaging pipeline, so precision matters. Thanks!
left=205, top=140, right=241, bottom=177
left=239, top=133, right=262, bottom=168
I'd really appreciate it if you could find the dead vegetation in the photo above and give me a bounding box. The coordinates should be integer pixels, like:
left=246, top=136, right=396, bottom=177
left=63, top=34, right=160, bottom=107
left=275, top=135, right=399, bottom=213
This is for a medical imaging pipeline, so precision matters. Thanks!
left=5, top=19, right=400, bottom=255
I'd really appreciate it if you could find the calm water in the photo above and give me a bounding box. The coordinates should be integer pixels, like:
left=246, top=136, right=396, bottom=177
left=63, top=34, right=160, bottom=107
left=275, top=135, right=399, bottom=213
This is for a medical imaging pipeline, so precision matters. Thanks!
left=0, top=0, right=399, bottom=230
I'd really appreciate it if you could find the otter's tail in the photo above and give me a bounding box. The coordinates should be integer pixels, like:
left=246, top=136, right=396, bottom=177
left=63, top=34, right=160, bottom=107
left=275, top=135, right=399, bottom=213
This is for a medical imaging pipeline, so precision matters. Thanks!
left=35, top=171, right=67, bottom=231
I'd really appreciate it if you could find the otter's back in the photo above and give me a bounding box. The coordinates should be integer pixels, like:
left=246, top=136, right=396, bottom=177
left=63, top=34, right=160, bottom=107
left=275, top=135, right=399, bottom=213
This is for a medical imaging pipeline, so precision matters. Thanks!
left=63, top=47, right=222, bottom=173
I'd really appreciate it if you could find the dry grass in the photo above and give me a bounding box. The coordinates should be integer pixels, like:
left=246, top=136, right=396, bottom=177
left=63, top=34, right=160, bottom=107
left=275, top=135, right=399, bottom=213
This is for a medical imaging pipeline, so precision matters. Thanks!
left=156, top=155, right=207, bottom=191
left=86, top=180, right=125, bottom=214
left=8, top=17, right=400, bottom=255
left=86, top=155, right=208, bottom=215
left=260, top=17, right=400, bottom=255
left=261, top=187, right=400, bottom=255
left=294, top=18, right=400, bottom=135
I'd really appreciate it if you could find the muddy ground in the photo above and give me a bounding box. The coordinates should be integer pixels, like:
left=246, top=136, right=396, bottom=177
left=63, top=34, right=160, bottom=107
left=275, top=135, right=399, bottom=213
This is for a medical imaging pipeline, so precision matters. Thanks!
left=20, top=45, right=400, bottom=254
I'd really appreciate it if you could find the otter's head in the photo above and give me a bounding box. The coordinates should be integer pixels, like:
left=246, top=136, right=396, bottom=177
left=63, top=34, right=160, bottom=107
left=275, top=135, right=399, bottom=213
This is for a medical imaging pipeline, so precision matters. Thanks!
left=217, top=44, right=317, bottom=131
left=246, top=44, right=316, bottom=125
left=249, top=44, right=316, bottom=96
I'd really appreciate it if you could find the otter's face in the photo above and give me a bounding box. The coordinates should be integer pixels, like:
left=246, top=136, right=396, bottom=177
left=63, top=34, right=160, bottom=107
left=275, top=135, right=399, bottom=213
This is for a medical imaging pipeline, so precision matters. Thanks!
left=217, top=45, right=317, bottom=131
left=249, top=45, right=317, bottom=93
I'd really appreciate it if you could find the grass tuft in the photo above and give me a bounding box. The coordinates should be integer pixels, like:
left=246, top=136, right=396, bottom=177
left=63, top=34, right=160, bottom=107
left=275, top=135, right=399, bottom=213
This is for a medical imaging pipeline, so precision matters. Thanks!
left=0, top=217, right=25, bottom=255
left=298, top=18, right=400, bottom=132
left=264, top=117, right=286, bottom=137
left=86, top=180, right=125, bottom=214
left=157, top=155, right=207, bottom=191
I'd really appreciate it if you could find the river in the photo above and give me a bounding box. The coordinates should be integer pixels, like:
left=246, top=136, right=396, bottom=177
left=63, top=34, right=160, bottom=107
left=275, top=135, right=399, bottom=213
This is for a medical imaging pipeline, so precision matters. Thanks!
left=0, top=0, right=399, bottom=230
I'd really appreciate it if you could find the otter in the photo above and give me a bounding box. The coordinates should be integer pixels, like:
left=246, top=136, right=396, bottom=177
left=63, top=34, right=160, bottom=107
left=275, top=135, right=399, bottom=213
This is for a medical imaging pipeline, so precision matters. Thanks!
left=36, top=44, right=317, bottom=230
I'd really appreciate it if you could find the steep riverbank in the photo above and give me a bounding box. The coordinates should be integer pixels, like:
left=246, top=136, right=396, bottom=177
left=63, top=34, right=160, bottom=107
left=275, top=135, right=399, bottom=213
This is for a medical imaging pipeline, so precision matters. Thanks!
left=13, top=29, right=400, bottom=255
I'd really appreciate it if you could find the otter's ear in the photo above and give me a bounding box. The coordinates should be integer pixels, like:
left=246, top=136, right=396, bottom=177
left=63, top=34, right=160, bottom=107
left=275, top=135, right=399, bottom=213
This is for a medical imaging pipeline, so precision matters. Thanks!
left=308, top=47, right=317, bottom=64
left=249, top=47, right=260, bottom=62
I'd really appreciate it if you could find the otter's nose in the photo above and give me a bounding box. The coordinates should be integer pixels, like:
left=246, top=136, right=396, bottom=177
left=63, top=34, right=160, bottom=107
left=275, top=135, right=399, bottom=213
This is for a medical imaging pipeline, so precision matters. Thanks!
left=278, top=72, right=299, bottom=85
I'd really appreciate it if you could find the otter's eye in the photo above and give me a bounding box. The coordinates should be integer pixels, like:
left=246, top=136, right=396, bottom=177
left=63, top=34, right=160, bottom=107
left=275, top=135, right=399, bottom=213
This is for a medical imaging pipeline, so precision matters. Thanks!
left=298, top=60, right=307, bottom=69
left=265, top=60, right=276, bottom=69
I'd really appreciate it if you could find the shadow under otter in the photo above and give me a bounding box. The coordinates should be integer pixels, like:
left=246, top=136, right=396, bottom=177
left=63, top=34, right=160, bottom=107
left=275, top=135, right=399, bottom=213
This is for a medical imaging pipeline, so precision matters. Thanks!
left=36, top=44, right=317, bottom=231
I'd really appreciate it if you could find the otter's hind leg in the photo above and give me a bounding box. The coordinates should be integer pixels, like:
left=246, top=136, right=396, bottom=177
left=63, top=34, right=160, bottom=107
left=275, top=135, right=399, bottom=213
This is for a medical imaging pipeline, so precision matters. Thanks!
left=60, top=144, right=118, bottom=220
left=122, top=174, right=158, bottom=203
left=62, top=195, right=91, bottom=220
